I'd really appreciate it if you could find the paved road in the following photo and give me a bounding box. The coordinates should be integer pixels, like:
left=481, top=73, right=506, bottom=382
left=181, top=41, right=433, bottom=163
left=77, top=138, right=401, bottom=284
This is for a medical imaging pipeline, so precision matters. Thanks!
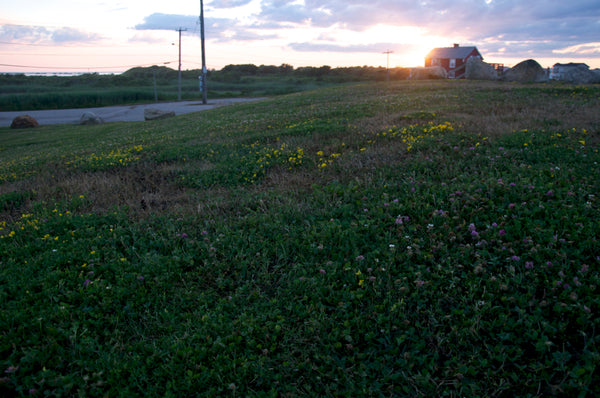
left=0, top=98, right=265, bottom=127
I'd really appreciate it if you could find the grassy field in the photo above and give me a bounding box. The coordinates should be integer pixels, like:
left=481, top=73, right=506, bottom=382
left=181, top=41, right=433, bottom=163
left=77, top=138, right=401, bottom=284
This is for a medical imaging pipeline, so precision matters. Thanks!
left=0, top=65, right=402, bottom=111
left=1, top=80, right=599, bottom=396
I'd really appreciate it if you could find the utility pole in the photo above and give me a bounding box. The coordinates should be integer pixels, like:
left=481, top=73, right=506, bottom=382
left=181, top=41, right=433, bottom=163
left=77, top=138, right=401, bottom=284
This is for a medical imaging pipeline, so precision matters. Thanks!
left=176, top=27, right=187, bottom=101
left=383, top=50, right=393, bottom=82
left=200, top=0, right=207, bottom=104
left=153, top=68, right=158, bottom=102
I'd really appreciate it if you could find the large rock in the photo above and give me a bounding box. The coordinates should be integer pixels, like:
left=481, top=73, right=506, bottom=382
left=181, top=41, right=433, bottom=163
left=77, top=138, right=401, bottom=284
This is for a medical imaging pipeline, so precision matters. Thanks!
left=80, top=111, right=104, bottom=125
left=556, top=65, right=600, bottom=84
left=502, top=59, right=548, bottom=83
left=10, top=115, right=39, bottom=129
left=144, top=108, right=176, bottom=121
left=465, top=57, right=499, bottom=80
left=409, top=66, right=448, bottom=80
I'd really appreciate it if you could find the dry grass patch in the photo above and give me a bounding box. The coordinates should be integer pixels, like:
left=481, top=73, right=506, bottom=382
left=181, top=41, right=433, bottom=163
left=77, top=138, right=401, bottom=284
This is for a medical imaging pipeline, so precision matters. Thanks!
left=0, top=162, right=195, bottom=220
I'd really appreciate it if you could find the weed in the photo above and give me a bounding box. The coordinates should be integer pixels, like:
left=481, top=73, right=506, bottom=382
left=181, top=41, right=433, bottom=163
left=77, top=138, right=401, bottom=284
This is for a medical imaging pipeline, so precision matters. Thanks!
left=1, top=81, right=599, bottom=396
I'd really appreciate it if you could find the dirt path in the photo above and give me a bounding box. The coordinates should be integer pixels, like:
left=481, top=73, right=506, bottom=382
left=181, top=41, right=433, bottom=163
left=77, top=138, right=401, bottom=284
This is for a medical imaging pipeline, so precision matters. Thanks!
left=0, top=98, right=265, bottom=127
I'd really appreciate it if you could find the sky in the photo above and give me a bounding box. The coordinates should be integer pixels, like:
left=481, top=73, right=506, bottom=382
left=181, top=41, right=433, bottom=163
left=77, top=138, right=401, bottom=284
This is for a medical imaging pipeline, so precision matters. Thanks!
left=1, top=0, right=599, bottom=74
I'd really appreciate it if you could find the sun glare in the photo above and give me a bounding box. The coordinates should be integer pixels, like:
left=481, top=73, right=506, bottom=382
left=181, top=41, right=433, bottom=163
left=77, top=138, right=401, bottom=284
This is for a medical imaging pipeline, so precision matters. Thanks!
left=345, top=24, right=450, bottom=67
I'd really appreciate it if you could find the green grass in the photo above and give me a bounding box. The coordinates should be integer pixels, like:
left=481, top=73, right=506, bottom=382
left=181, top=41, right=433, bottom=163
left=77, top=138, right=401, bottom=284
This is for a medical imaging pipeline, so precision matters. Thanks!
left=0, top=65, right=403, bottom=111
left=1, top=80, right=599, bottom=396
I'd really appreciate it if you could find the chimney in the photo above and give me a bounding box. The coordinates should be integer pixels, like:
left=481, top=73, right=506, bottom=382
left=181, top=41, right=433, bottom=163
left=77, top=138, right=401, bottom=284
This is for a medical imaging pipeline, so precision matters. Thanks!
left=453, top=43, right=459, bottom=48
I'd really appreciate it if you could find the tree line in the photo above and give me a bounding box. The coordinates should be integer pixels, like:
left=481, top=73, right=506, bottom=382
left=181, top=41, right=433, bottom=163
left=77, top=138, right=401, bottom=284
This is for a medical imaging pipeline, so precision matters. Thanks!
left=208, top=63, right=410, bottom=82
left=1, top=63, right=411, bottom=87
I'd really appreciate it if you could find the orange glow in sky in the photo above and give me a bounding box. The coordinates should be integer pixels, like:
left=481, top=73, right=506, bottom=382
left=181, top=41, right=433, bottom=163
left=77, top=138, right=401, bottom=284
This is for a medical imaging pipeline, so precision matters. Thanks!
left=1, top=0, right=599, bottom=73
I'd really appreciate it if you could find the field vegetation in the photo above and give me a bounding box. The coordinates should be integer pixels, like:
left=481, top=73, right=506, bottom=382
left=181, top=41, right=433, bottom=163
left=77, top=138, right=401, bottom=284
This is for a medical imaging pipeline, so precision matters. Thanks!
left=0, top=64, right=407, bottom=111
left=1, top=80, right=599, bottom=396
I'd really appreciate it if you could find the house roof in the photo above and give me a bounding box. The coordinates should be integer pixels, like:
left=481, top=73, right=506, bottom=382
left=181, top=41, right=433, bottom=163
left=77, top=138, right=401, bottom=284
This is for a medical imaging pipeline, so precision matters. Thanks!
left=426, top=46, right=480, bottom=60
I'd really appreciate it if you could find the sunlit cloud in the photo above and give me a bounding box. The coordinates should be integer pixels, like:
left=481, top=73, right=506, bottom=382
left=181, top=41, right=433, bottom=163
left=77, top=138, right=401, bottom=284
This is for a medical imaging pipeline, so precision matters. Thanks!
left=554, top=42, right=600, bottom=56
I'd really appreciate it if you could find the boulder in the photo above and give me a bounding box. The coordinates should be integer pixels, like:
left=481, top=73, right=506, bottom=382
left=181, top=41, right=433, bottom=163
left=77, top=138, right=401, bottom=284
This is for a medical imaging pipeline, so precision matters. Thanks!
left=502, top=59, right=548, bottom=83
left=144, top=108, right=176, bottom=121
left=465, top=57, right=499, bottom=80
left=10, top=115, right=39, bottom=129
left=558, top=65, right=600, bottom=84
left=80, top=111, right=104, bottom=125
left=409, top=66, right=448, bottom=80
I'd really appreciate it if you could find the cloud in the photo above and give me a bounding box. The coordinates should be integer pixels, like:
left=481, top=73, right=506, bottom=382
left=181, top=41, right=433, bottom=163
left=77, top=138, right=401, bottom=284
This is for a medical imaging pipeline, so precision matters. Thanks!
left=225, top=29, right=279, bottom=41
left=0, top=24, right=49, bottom=44
left=133, top=0, right=600, bottom=63
left=290, top=41, right=419, bottom=54
left=249, top=0, right=600, bottom=61
left=482, top=18, right=599, bottom=42
left=0, top=24, right=103, bottom=44
left=263, top=1, right=456, bottom=29
left=248, top=0, right=600, bottom=40
left=127, top=32, right=166, bottom=44
left=134, top=12, right=273, bottom=43
left=209, top=0, right=255, bottom=8
left=51, top=27, right=104, bottom=43
left=136, top=1, right=600, bottom=46
left=257, top=0, right=312, bottom=25
left=134, top=13, right=199, bottom=31
left=554, top=42, right=600, bottom=56
left=134, top=13, right=240, bottom=38
left=481, top=40, right=565, bottom=59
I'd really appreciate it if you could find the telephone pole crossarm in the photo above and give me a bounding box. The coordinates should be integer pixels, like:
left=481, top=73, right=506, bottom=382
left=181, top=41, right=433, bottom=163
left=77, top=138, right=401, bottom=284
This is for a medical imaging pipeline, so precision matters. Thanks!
left=383, top=50, right=393, bottom=82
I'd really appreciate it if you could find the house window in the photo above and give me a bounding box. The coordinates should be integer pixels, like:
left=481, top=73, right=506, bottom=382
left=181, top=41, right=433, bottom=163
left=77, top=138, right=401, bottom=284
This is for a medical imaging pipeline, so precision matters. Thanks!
left=449, top=59, right=456, bottom=69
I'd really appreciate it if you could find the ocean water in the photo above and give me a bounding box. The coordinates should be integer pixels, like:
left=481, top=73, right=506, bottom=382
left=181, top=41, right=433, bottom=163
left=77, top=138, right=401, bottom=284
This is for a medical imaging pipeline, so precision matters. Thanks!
left=3, top=71, right=123, bottom=77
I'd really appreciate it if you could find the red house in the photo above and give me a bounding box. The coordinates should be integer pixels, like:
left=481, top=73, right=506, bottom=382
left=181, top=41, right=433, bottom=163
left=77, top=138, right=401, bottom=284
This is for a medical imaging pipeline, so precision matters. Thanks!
left=425, top=44, right=482, bottom=79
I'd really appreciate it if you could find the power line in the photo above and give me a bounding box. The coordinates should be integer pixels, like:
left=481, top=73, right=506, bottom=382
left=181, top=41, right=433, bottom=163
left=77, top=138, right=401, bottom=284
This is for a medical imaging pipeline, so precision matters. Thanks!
left=0, top=40, right=177, bottom=49
left=0, top=40, right=58, bottom=47
left=0, top=53, right=177, bottom=57
left=0, top=61, right=178, bottom=70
